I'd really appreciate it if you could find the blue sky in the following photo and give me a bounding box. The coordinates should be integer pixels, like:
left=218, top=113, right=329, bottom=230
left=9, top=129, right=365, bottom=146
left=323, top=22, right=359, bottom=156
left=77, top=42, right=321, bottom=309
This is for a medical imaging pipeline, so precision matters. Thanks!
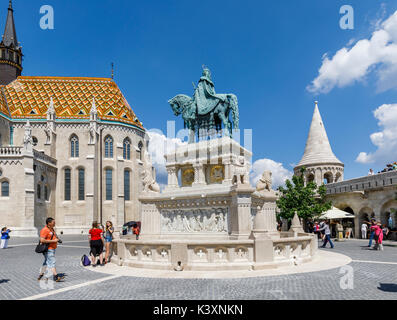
left=4, top=0, right=397, bottom=185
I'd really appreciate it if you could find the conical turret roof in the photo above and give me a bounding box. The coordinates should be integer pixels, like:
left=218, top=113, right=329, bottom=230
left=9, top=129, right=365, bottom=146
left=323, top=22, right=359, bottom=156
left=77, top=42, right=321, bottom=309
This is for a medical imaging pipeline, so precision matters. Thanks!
left=297, top=102, right=343, bottom=167
left=2, top=0, right=19, bottom=48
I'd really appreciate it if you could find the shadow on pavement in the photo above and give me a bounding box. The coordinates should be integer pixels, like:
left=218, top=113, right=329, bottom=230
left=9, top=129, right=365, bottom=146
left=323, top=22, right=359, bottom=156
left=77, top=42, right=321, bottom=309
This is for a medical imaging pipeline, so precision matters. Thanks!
left=378, top=283, right=397, bottom=292
left=0, top=279, right=10, bottom=284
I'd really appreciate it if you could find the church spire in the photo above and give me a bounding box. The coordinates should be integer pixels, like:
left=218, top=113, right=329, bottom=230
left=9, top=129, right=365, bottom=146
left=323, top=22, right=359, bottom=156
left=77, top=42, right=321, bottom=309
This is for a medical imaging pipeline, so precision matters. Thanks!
left=0, top=0, right=23, bottom=85
left=297, top=101, right=342, bottom=167
left=2, top=0, right=18, bottom=48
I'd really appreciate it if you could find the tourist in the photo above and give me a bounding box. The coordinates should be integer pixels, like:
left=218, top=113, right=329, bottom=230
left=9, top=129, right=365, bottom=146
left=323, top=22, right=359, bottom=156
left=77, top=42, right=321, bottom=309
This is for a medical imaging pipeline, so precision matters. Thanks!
left=319, top=220, right=334, bottom=249
left=313, top=221, right=320, bottom=239
left=1, top=227, right=11, bottom=249
left=372, top=223, right=384, bottom=251
left=89, top=221, right=105, bottom=266
left=368, top=219, right=376, bottom=247
left=104, top=221, right=114, bottom=263
left=37, top=217, right=64, bottom=282
left=361, top=222, right=368, bottom=239
left=382, top=224, right=389, bottom=240
left=393, top=162, right=397, bottom=170
left=388, top=215, right=394, bottom=229
left=368, top=169, right=374, bottom=176
left=132, top=223, right=140, bottom=240
left=319, top=221, right=326, bottom=241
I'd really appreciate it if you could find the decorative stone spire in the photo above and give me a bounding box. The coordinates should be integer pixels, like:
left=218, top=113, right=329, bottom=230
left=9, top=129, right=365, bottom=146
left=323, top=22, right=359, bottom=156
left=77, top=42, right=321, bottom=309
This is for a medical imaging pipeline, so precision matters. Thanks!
left=90, top=98, right=97, bottom=117
left=47, top=97, right=55, bottom=120
left=23, top=119, right=33, bottom=153
left=89, top=98, right=98, bottom=144
left=297, top=101, right=342, bottom=167
left=289, top=212, right=304, bottom=234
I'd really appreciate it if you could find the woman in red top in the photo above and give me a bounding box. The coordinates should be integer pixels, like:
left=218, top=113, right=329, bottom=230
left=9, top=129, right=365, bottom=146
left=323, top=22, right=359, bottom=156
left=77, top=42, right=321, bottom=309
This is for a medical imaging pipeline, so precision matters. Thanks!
left=89, top=221, right=105, bottom=266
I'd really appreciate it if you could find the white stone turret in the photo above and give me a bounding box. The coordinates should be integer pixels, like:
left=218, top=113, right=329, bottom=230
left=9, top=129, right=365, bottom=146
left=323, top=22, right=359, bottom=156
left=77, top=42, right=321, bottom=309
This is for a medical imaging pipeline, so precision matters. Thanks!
left=294, top=101, right=344, bottom=185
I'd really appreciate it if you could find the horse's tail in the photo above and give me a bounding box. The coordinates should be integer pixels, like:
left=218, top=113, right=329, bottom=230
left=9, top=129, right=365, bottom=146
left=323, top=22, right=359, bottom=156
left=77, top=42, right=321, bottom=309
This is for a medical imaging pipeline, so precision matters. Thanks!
left=229, top=94, right=239, bottom=129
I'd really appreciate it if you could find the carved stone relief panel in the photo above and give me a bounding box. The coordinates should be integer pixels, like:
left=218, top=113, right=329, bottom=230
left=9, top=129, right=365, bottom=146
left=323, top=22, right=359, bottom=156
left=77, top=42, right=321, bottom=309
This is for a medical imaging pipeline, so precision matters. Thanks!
left=160, top=207, right=229, bottom=233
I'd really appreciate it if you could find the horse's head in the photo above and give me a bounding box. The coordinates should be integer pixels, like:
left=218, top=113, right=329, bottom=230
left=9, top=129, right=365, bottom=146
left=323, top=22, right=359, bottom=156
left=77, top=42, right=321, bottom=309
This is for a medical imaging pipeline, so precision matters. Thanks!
left=168, top=96, right=183, bottom=116
left=168, top=94, right=192, bottom=116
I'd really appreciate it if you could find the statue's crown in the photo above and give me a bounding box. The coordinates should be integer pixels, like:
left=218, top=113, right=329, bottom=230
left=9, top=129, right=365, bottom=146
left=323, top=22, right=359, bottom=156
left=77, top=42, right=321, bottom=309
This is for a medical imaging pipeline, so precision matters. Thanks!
left=201, top=65, right=212, bottom=80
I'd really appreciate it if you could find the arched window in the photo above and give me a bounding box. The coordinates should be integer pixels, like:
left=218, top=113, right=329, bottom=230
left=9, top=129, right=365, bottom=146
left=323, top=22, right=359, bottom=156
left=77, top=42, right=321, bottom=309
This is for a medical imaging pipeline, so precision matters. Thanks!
left=124, top=169, right=130, bottom=201
left=104, top=136, right=113, bottom=158
left=137, top=141, right=143, bottom=161
left=1, top=181, right=9, bottom=197
left=105, top=168, right=112, bottom=200
left=37, top=183, right=41, bottom=200
left=64, top=168, right=71, bottom=200
left=70, top=135, right=79, bottom=158
left=123, top=138, right=131, bottom=160
left=44, top=185, right=49, bottom=201
left=78, top=168, right=85, bottom=200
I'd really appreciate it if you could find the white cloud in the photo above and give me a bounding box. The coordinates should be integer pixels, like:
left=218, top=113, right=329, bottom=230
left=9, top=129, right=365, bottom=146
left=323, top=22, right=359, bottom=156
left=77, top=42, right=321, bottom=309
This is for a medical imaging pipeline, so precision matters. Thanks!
left=356, top=103, right=397, bottom=164
left=307, top=10, right=397, bottom=94
left=250, top=158, right=293, bottom=189
left=147, top=131, right=186, bottom=189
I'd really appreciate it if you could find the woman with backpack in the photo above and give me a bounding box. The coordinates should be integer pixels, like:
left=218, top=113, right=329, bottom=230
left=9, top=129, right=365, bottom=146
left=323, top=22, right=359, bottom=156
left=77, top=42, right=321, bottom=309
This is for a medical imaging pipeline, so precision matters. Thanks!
left=88, top=221, right=105, bottom=266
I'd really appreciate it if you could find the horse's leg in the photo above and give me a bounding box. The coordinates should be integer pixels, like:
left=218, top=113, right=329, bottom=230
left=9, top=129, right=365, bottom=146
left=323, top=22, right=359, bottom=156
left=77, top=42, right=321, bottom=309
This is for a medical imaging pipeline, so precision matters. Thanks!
left=217, top=106, right=231, bottom=136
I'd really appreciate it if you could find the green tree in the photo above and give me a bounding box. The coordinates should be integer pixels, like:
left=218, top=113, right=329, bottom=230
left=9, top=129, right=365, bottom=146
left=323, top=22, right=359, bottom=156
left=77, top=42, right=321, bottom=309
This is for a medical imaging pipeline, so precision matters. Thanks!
left=276, top=167, right=332, bottom=222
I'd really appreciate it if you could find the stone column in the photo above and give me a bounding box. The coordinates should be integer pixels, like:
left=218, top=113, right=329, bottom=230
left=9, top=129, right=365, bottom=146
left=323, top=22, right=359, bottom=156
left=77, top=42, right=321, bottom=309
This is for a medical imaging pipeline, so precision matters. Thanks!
left=166, top=166, right=178, bottom=189
left=230, top=185, right=255, bottom=239
left=192, top=162, right=205, bottom=187
left=222, top=159, right=232, bottom=185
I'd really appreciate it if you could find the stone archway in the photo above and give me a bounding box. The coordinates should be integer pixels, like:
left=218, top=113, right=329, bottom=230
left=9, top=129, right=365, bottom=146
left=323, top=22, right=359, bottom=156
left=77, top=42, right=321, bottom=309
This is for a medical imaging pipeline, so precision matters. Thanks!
left=323, top=172, right=333, bottom=185
left=381, top=199, right=397, bottom=229
left=334, top=172, right=342, bottom=183
left=358, top=207, right=374, bottom=239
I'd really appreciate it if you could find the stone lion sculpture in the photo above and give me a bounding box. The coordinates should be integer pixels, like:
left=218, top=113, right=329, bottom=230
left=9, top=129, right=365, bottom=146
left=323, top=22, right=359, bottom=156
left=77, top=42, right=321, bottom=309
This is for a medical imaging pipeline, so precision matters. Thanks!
left=232, top=156, right=249, bottom=185
left=256, top=171, right=272, bottom=193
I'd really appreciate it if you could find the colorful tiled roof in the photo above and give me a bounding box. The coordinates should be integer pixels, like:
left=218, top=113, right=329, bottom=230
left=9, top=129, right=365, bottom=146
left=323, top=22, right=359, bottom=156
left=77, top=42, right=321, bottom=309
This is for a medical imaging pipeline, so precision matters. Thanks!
left=0, top=76, right=144, bottom=129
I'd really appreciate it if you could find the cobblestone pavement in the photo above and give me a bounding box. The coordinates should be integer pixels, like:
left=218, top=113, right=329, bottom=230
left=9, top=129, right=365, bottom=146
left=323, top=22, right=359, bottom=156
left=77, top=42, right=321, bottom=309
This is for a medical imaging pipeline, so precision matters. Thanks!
left=1, top=236, right=397, bottom=300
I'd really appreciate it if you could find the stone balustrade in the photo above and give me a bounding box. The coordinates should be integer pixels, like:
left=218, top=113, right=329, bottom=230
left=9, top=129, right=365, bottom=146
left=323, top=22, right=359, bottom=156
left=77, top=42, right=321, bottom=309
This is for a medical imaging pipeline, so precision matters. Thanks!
left=33, top=149, right=57, bottom=166
left=111, top=234, right=316, bottom=271
left=0, top=146, right=22, bottom=156
left=326, top=170, right=397, bottom=195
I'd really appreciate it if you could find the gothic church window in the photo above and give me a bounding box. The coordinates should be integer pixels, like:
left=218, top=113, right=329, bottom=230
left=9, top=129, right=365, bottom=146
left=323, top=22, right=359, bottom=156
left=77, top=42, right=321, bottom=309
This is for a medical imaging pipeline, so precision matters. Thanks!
left=70, top=135, right=79, bottom=158
left=64, top=168, right=71, bottom=201
left=105, top=169, right=112, bottom=200
left=1, top=181, right=9, bottom=197
left=78, top=168, right=85, bottom=201
left=123, top=138, right=131, bottom=160
left=37, top=184, right=41, bottom=200
left=124, top=169, right=130, bottom=201
left=137, top=141, right=143, bottom=161
left=104, top=135, right=113, bottom=158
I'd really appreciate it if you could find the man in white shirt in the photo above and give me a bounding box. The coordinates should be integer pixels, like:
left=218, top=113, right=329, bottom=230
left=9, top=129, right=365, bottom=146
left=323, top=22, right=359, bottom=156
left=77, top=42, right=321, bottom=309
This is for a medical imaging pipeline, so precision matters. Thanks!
left=361, top=223, right=368, bottom=239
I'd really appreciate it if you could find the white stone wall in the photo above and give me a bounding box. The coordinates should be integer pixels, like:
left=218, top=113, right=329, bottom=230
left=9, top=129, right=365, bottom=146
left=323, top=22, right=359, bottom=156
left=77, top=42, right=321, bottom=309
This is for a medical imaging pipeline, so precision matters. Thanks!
left=0, top=116, right=147, bottom=235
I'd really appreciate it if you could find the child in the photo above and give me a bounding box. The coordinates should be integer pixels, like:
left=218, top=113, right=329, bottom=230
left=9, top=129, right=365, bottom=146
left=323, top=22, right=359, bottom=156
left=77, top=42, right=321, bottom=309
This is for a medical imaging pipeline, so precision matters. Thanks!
left=132, top=224, right=140, bottom=240
left=1, top=227, right=11, bottom=249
